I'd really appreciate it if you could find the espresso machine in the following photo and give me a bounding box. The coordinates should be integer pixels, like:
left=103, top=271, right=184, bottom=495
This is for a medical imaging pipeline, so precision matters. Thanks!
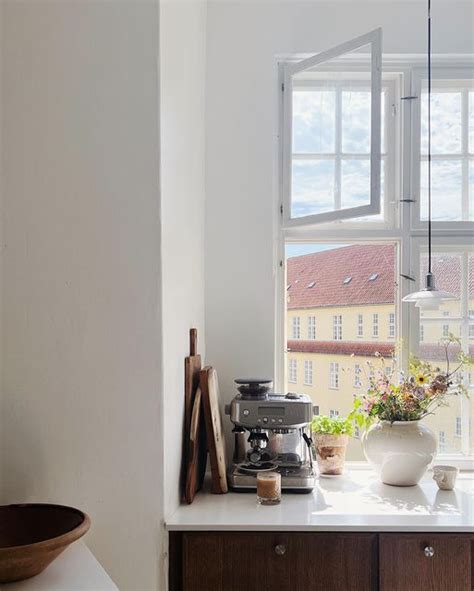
left=225, top=378, right=317, bottom=493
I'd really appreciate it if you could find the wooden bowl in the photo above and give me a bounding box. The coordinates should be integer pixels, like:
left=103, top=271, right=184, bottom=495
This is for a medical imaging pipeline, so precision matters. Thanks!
left=0, top=504, right=91, bottom=583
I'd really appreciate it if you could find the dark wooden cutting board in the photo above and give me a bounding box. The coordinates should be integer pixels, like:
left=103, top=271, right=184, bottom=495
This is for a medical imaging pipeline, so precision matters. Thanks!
left=182, top=329, right=207, bottom=503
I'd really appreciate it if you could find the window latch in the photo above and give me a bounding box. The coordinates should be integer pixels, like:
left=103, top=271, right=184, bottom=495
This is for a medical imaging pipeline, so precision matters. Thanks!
left=400, top=198, right=416, bottom=203
left=401, top=95, right=418, bottom=101
left=400, top=273, right=416, bottom=282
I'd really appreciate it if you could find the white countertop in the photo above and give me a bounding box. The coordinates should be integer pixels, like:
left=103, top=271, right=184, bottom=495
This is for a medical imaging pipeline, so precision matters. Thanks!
left=166, top=470, right=474, bottom=532
left=1, top=542, right=118, bottom=591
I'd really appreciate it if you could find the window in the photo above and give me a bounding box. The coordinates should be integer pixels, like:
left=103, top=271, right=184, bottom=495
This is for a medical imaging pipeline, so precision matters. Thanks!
left=418, top=80, right=474, bottom=222
left=388, top=312, right=395, bottom=338
left=354, top=426, right=360, bottom=439
left=333, top=315, right=342, bottom=340
left=357, top=314, right=363, bottom=337
left=283, top=29, right=382, bottom=227
left=329, top=409, right=339, bottom=418
left=308, top=316, right=316, bottom=340
left=288, top=359, right=297, bottom=383
left=281, top=55, right=474, bottom=463
left=455, top=417, right=462, bottom=437
left=354, top=364, right=362, bottom=387
left=292, top=316, right=301, bottom=339
left=304, top=360, right=313, bottom=385
left=439, top=431, right=446, bottom=453
left=372, top=313, right=379, bottom=337
left=329, top=362, right=339, bottom=389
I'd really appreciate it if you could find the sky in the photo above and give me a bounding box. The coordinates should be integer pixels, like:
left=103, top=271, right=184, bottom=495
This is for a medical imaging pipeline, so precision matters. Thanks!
left=291, top=87, right=473, bottom=222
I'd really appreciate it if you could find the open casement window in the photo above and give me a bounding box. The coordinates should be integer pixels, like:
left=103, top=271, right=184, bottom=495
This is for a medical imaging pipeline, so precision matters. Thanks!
left=282, top=28, right=382, bottom=227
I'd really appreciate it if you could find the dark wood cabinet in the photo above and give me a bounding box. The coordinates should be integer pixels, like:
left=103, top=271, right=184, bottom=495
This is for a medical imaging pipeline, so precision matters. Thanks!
left=379, top=534, right=472, bottom=591
left=169, top=531, right=473, bottom=591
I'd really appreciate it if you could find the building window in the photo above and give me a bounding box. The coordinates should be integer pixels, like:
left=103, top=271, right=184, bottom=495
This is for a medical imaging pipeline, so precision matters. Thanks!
left=292, top=316, right=301, bottom=339
left=372, top=313, right=379, bottom=337
left=442, top=324, right=449, bottom=338
left=308, top=316, right=316, bottom=340
left=329, top=409, right=339, bottom=418
left=354, top=426, right=360, bottom=439
left=329, top=362, right=339, bottom=389
left=443, top=311, right=450, bottom=317
left=304, top=360, right=313, bottom=385
left=455, top=417, right=462, bottom=437
left=333, top=315, right=342, bottom=341
left=438, top=431, right=446, bottom=452
left=354, top=364, right=362, bottom=388
left=469, top=324, right=474, bottom=340
left=420, top=324, right=424, bottom=342
left=357, top=314, right=363, bottom=338
left=288, top=359, right=297, bottom=383
left=388, top=313, right=395, bottom=338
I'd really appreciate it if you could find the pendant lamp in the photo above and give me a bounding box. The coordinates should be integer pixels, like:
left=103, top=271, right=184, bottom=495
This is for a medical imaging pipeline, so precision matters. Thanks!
left=402, top=0, right=456, bottom=310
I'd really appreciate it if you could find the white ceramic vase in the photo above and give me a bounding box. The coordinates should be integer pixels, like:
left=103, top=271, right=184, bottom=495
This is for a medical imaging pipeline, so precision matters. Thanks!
left=362, top=420, right=437, bottom=486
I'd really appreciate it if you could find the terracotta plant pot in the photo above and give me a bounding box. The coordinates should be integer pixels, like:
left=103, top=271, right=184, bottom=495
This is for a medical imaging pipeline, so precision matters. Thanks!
left=314, top=434, right=348, bottom=475
left=0, top=504, right=91, bottom=583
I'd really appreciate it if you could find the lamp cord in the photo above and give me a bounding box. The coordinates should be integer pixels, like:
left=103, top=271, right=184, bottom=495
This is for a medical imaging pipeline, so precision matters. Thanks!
left=428, top=0, right=432, bottom=275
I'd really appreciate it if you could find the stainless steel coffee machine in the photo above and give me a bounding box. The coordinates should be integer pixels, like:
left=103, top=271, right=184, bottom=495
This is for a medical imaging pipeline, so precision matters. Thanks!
left=225, top=378, right=317, bottom=493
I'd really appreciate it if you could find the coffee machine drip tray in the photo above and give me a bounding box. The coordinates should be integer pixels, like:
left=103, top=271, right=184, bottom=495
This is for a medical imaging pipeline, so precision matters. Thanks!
left=229, top=464, right=316, bottom=493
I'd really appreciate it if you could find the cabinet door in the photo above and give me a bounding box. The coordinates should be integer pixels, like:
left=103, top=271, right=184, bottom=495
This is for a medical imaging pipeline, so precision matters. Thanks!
left=182, top=532, right=377, bottom=591
left=379, top=534, right=472, bottom=591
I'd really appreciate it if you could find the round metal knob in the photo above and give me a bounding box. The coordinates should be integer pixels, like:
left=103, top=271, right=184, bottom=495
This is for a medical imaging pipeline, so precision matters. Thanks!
left=424, top=546, right=435, bottom=558
left=274, top=544, right=286, bottom=556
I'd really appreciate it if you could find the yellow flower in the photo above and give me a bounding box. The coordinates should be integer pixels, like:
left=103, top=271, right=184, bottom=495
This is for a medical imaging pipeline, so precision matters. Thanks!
left=415, top=373, right=427, bottom=385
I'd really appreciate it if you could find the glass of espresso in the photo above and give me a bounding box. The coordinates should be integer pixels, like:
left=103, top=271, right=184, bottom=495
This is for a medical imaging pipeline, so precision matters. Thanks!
left=257, top=472, right=281, bottom=505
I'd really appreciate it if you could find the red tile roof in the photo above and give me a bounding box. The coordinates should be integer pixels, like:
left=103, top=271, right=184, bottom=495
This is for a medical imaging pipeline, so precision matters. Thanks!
left=288, top=340, right=395, bottom=357
left=287, top=245, right=395, bottom=309
left=287, top=245, right=474, bottom=310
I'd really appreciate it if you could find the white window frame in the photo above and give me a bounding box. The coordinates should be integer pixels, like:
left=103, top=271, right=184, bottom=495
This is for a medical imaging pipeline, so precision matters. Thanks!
left=308, top=316, right=316, bottom=340
left=333, top=315, right=343, bottom=340
left=304, top=360, right=313, bottom=385
left=455, top=416, right=462, bottom=438
left=329, top=409, right=340, bottom=418
left=354, top=363, right=362, bottom=388
left=388, top=312, right=395, bottom=338
left=372, top=313, right=379, bottom=337
left=282, top=29, right=382, bottom=227
left=357, top=314, right=364, bottom=337
left=288, top=358, right=297, bottom=383
left=276, top=55, right=474, bottom=469
left=292, top=316, right=301, bottom=339
left=329, top=362, right=339, bottom=389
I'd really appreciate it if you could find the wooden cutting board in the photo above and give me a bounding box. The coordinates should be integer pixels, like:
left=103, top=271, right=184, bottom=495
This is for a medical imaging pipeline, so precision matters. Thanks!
left=182, top=329, right=206, bottom=502
left=201, top=366, right=228, bottom=494
left=185, top=386, right=205, bottom=504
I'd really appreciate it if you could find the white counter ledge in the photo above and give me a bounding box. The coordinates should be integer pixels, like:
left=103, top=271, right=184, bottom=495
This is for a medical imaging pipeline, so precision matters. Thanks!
left=166, top=470, right=474, bottom=532
left=1, top=542, right=118, bottom=591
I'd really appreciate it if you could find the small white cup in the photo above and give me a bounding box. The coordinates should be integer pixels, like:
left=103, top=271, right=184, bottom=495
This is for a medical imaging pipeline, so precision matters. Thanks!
left=432, top=465, right=458, bottom=491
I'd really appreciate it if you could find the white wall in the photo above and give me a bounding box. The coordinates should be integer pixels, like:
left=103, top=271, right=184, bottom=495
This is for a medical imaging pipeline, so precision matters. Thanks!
left=160, top=0, right=207, bottom=520
left=1, top=2, right=163, bottom=590
left=204, top=0, right=474, bottom=417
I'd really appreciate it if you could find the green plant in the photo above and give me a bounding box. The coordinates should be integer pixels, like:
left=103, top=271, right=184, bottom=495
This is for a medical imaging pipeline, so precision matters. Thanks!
left=311, top=415, right=354, bottom=436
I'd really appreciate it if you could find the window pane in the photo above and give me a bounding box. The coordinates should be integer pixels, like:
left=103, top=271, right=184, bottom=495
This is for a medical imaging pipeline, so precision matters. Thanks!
left=342, top=91, right=370, bottom=154
left=418, top=250, right=472, bottom=455
left=341, top=159, right=370, bottom=209
left=421, top=91, right=462, bottom=155
left=420, top=160, right=463, bottom=221
left=470, top=161, right=474, bottom=221
left=291, top=160, right=335, bottom=218
left=292, top=90, right=336, bottom=154
left=286, top=242, right=397, bottom=461
left=420, top=252, right=462, bottom=317
left=469, top=91, right=474, bottom=153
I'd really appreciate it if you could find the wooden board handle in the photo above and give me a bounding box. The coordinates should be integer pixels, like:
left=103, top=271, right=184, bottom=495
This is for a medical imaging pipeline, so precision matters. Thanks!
left=190, top=328, right=197, bottom=356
